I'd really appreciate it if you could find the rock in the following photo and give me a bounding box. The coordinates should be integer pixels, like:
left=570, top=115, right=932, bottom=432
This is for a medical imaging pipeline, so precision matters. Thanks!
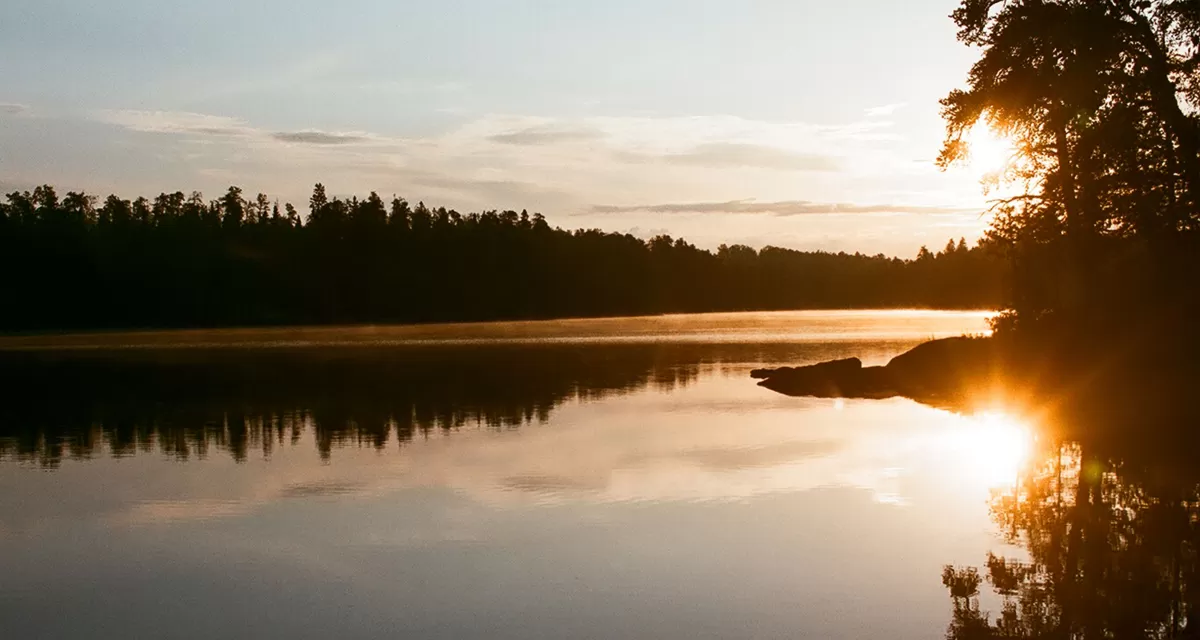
left=754, top=357, right=894, bottom=398
left=751, top=357, right=861, bottom=380
left=885, top=336, right=999, bottom=400
left=855, top=366, right=898, bottom=397
left=754, top=336, right=1001, bottom=402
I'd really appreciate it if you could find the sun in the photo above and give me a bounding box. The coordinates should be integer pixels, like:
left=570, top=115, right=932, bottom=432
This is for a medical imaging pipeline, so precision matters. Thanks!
left=966, top=122, right=1014, bottom=177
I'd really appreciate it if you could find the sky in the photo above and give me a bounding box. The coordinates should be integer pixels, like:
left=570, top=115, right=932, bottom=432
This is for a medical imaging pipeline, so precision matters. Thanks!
left=0, top=0, right=995, bottom=256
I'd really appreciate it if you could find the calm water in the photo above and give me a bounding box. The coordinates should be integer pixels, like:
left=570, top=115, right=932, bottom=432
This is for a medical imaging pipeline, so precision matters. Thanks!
left=0, top=311, right=1049, bottom=639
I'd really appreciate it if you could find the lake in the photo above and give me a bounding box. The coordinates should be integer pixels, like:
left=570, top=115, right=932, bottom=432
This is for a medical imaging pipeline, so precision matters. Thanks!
left=0, top=310, right=1047, bottom=639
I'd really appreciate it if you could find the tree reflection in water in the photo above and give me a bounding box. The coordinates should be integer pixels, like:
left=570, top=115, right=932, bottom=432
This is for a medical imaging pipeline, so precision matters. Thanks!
left=0, top=342, right=875, bottom=467
left=0, top=344, right=719, bottom=466
left=944, top=404, right=1200, bottom=639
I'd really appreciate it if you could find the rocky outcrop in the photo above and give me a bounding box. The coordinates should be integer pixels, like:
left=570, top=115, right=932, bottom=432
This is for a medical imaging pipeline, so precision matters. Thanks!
left=753, top=336, right=1002, bottom=403
left=753, top=357, right=898, bottom=399
left=750, top=357, right=862, bottom=381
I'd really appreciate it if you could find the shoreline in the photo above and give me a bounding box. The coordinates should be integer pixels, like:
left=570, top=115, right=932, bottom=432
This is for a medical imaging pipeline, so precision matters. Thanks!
left=753, top=333, right=1200, bottom=426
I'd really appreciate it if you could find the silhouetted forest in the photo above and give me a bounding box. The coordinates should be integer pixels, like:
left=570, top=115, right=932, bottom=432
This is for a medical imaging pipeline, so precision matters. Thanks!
left=0, top=184, right=1004, bottom=330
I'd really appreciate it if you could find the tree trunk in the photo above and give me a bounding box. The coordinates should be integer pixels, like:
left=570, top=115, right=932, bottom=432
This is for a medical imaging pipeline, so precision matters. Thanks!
left=1055, top=119, right=1087, bottom=320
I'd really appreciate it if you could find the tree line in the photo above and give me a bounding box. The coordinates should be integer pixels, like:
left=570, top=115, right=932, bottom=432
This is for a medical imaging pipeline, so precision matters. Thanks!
left=940, top=0, right=1200, bottom=343
left=0, top=183, right=1005, bottom=330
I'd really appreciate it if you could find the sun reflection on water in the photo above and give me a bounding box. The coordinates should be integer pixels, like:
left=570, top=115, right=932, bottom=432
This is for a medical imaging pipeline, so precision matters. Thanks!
left=948, top=410, right=1034, bottom=489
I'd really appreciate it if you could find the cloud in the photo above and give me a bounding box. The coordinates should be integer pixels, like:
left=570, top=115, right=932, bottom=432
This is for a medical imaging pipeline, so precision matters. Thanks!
left=191, top=127, right=245, bottom=136
left=488, top=125, right=605, bottom=146
left=61, top=108, right=983, bottom=255
left=0, top=103, right=29, bottom=116
left=94, top=110, right=254, bottom=137
left=270, top=130, right=368, bottom=145
left=96, top=110, right=372, bottom=147
left=663, top=142, right=839, bottom=172
left=411, top=172, right=576, bottom=209
left=865, top=102, right=907, bottom=117
left=591, top=199, right=979, bottom=216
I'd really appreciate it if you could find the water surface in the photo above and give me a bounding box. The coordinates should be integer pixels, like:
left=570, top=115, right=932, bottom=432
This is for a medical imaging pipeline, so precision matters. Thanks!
left=1, top=311, right=1039, bottom=639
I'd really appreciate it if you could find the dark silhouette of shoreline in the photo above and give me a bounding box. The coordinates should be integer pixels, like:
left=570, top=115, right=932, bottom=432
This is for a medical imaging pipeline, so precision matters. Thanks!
left=0, top=184, right=1005, bottom=332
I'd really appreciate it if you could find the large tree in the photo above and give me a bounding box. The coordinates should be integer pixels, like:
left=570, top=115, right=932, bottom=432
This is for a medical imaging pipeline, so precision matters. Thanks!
left=941, top=0, right=1200, bottom=328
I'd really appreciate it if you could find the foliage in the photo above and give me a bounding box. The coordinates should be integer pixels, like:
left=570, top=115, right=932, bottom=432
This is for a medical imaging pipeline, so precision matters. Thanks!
left=942, top=0, right=1200, bottom=335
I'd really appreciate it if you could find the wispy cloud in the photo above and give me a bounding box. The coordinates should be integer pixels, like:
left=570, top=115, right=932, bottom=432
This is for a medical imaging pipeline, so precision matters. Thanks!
left=94, top=110, right=255, bottom=136
left=488, top=125, right=605, bottom=146
left=0, top=103, right=30, bottom=116
left=61, top=108, right=983, bottom=254
left=663, top=143, right=839, bottom=172
left=271, top=131, right=368, bottom=145
left=96, top=110, right=376, bottom=147
left=591, top=199, right=978, bottom=216
left=410, top=172, right=576, bottom=208
left=865, top=102, right=907, bottom=118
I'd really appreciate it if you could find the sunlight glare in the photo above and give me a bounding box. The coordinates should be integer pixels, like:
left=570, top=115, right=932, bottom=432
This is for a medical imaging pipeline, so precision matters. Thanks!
left=967, top=122, right=1014, bottom=178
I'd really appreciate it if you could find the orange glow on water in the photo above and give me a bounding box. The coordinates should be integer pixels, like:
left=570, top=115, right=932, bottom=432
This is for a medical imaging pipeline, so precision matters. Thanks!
left=950, top=410, right=1034, bottom=488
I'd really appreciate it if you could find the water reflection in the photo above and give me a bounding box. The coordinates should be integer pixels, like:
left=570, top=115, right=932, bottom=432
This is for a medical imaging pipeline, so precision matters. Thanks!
left=0, top=345, right=691, bottom=465
left=944, top=412, right=1034, bottom=489
left=943, top=407, right=1200, bottom=639
left=4, top=314, right=1027, bottom=640
left=0, top=340, right=1024, bottom=530
left=0, top=341, right=909, bottom=466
